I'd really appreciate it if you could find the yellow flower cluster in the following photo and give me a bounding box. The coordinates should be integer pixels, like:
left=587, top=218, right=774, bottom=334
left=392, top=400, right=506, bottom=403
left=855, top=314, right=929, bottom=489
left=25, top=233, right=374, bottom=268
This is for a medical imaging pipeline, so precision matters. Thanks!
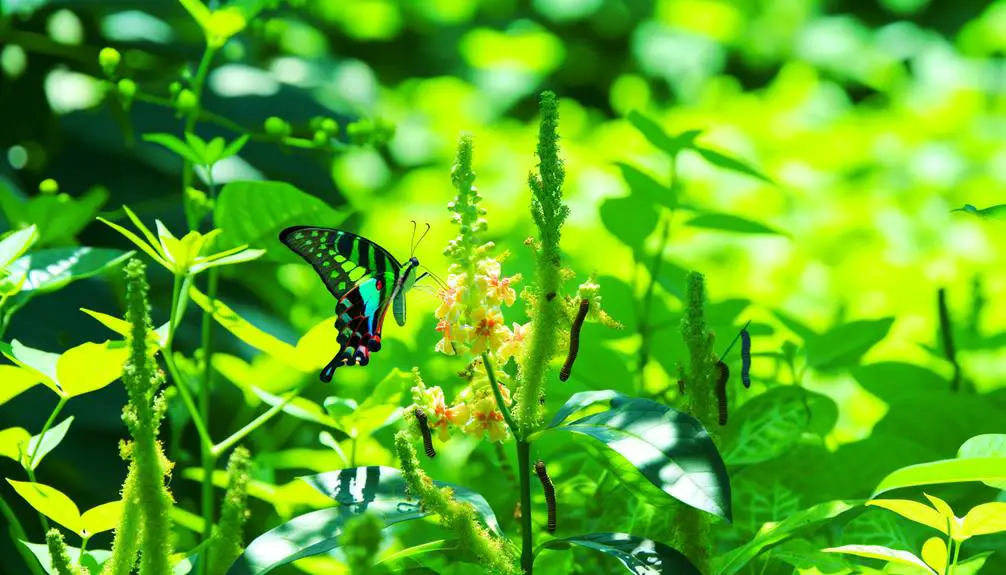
left=410, top=360, right=514, bottom=443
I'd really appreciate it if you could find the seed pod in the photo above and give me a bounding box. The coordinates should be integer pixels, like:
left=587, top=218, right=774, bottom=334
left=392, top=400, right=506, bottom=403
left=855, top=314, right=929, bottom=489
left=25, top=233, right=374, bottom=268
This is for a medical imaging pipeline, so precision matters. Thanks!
left=560, top=299, right=589, bottom=382
left=534, top=460, right=557, bottom=534
left=715, top=360, right=729, bottom=425
left=414, top=408, right=435, bottom=458
left=740, top=328, right=752, bottom=388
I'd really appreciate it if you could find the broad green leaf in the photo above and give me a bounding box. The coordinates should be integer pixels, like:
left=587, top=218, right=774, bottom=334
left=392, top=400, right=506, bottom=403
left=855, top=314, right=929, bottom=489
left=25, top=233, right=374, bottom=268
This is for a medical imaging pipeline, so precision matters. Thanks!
left=822, top=545, right=935, bottom=574
left=732, top=478, right=800, bottom=533
left=684, top=212, right=786, bottom=236
left=189, top=285, right=303, bottom=368
left=655, top=257, right=690, bottom=302
left=615, top=162, right=676, bottom=209
left=958, top=434, right=1006, bottom=488
left=0, top=225, right=38, bottom=271
left=771, top=309, right=818, bottom=341
left=144, top=133, right=205, bottom=165
left=841, top=509, right=914, bottom=551
left=0, top=364, right=41, bottom=405
left=536, top=533, right=701, bottom=575
left=341, top=368, right=411, bottom=436
left=693, top=145, right=774, bottom=183
left=0, top=247, right=133, bottom=300
left=599, top=195, right=659, bottom=251
left=722, top=386, right=810, bottom=466
left=376, top=539, right=455, bottom=568
left=547, top=391, right=731, bottom=519
left=204, top=137, right=225, bottom=165
left=256, top=449, right=346, bottom=473
left=804, top=389, right=839, bottom=436
left=866, top=498, right=946, bottom=534
left=80, top=501, right=123, bottom=536
left=56, top=341, right=128, bottom=397
left=21, top=540, right=111, bottom=575
left=181, top=468, right=331, bottom=520
left=806, top=318, right=894, bottom=371
left=714, top=499, right=860, bottom=575
left=7, top=479, right=81, bottom=532
left=951, top=203, right=1006, bottom=220
left=23, top=415, right=73, bottom=471
left=961, top=502, right=1006, bottom=538
left=0, top=427, right=30, bottom=462
left=852, top=362, right=947, bottom=404
left=293, top=315, right=342, bottom=372
left=2, top=340, right=59, bottom=386
left=214, top=181, right=351, bottom=260
left=626, top=111, right=688, bottom=156
left=873, top=457, right=1006, bottom=495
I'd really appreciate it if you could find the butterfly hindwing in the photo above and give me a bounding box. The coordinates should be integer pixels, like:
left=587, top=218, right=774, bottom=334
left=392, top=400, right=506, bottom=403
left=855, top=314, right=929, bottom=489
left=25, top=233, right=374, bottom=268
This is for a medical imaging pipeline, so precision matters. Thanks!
left=280, top=226, right=403, bottom=382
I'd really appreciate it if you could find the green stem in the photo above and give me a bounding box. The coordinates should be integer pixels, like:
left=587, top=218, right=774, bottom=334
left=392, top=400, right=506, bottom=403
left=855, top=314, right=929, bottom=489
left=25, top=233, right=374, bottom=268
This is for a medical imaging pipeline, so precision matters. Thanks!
left=718, top=319, right=752, bottom=360
left=198, top=267, right=220, bottom=571
left=77, top=535, right=89, bottom=563
left=26, top=396, right=68, bottom=471
left=211, top=380, right=310, bottom=457
left=948, top=537, right=960, bottom=575
left=516, top=440, right=533, bottom=575
left=482, top=352, right=518, bottom=437
left=0, top=491, right=44, bottom=575
left=164, top=274, right=213, bottom=451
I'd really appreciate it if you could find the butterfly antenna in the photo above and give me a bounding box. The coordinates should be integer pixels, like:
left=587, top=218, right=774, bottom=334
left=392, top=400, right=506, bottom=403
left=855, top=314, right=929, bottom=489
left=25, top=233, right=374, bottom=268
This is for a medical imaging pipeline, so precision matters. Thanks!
left=416, top=222, right=432, bottom=250
left=420, top=265, right=447, bottom=289
left=409, top=220, right=418, bottom=256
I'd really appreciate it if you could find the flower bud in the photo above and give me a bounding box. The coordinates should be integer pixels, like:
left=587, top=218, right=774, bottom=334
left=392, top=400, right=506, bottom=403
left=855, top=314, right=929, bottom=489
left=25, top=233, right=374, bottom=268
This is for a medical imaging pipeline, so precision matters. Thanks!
left=117, top=79, right=136, bottom=105
left=264, top=116, right=290, bottom=138
left=38, top=178, right=59, bottom=195
left=319, top=117, right=338, bottom=134
left=98, top=47, right=121, bottom=75
left=176, top=89, right=198, bottom=112
left=169, top=81, right=182, bottom=96
left=313, top=130, right=328, bottom=146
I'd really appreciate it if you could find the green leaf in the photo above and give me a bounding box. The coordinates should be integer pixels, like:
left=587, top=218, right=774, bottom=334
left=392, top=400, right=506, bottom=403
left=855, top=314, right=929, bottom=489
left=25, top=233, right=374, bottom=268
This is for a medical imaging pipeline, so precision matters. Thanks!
left=615, top=162, right=676, bottom=209
left=246, top=385, right=343, bottom=430
left=951, top=204, right=1006, bottom=221
left=23, top=415, right=74, bottom=471
left=184, top=132, right=209, bottom=163
left=626, top=111, right=699, bottom=156
left=547, top=391, right=731, bottom=520
left=229, top=466, right=502, bottom=575
left=684, top=212, right=786, bottom=236
left=841, top=509, right=915, bottom=551
left=7, top=479, right=81, bottom=532
left=654, top=257, right=690, bottom=302
left=214, top=181, right=351, bottom=260
left=693, top=145, right=773, bottom=183
left=0, top=247, right=133, bottom=301
left=804, top=389, right=839, bottom=436
left=732, top=478, right=800, bottom=533
left=203, top=137, right=226, bottom=165
left=218, top=135, right=250, bottom=162
left=338, top=368, right=410, bottom=436
left=768, top=539, right=851, bottom=573
left=56, top=341, right=128, bottom=397
left=771, top=309, right=818, bottom=341
left=958, top=434, right=1006, bottom=488
left=80, top=501, right=123, bottom=536
left=21, top=540, right=111, bottom=575
left=873, top=457, right=1006, bottom=496
left=851, top=362, right=947, bottom=404
left=536, top=533, right=701, bottom=575
left=2, top=340, right=60, bottom=393
left=822, top=545, right=936, bottom=574
left=0, top=225, right=38, bottom=271
left=0, top=365, right=40, bottom=405
left=722, top=386, right=810, bottom=466
left=960, top=501, right=1006, bottom=538
left=866, top=498, right=947, bottom=534
left=25, top=188, right=109, bottom=246
left=0, top=427, right=30, bottom=462
left=143, top=133, right=205, bottom=165
left=714, top=499, right=860, bottom=575
left=599, top=195, right=659, bottom=251
left=806, top=318, right=894, bottom=371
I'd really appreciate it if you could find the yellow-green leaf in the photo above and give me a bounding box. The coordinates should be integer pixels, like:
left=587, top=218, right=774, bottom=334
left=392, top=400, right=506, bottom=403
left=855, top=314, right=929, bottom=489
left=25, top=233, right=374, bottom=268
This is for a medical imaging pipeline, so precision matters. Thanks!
left=56, top=341, right=129, bottom=397
left=867, top=499, right=947, bottom=534
left=179, top=0, right=211, bottom=28
left=961, top=502, right=1006, bottom=538
left=923, top=493, right=964, bottom=540
left=920, top=537, right=947, bottom=573
left=0, top=427, right=30, bottom=462
left=2, top=340, right=60, bottom=394
left=0, top=225, right=39, bottom=271
left=822, top=545, right=935, bottom=574
left=294, top=316, right=340, bottom=372
left=6, top=479, right=81, bottom=533
left=207, top=9, right=246, bottom=46
left=190, top=286, right=302, bottom=368
left=81, top=308, right=170, bottom=349
left=0, top=365, right=40, bottom=406
left=23, top=415, right=74, bottom=471
left=80, top=501, right=122, bottom=535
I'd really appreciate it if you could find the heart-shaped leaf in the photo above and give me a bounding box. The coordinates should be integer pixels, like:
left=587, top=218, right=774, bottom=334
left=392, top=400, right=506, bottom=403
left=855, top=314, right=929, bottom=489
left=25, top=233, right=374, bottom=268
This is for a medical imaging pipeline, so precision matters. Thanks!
left=536, top=533, right=700, bottom=575
left=547, top=391, right=731, bottom=520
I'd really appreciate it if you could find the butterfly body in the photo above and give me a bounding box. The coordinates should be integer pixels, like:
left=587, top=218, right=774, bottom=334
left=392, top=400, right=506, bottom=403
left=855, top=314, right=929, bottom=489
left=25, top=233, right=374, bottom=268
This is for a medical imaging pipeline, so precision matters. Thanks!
left=280, top=226, right=423, bottom=382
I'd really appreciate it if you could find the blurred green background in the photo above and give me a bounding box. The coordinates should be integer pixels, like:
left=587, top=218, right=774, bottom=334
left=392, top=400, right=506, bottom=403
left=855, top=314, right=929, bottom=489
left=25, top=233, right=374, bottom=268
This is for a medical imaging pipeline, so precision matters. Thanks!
left=2, top=0, right=1005, bottom=573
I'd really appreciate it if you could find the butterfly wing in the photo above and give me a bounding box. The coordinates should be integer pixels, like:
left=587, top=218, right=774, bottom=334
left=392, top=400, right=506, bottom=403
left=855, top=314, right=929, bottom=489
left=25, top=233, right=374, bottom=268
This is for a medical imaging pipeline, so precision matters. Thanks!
left=393, top=290, right=406, bottom=327
left=280, top=226, right=402, bottom=381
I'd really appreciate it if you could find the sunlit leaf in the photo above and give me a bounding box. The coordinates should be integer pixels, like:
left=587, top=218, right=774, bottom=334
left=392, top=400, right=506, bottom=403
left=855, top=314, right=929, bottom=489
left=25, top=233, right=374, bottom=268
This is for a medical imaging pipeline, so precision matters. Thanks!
left=547, top=390, right=731, bottom=520
left=0, top=247, right=133, bottom=301
left=599, top=195, right=659, bottom=251
left=218, top=134, right=250, bottom=162
left=20, top=540, right=111, bottom=575
left=722, top=386, right=809, bottom=466
left=684, top=212, right=786, bottom=236
left=56, top=341, right=128, bottom=397
left=246, top=385, right=344, bottom=431
left=80, top=501, right=123, bottom=536
left=822, top=544, right=935, bottom=574
left=536, top=533, right=700, bottom=575
left=806, top=318, right=894, bottom=371
left=873, top=457, right=1006, bottom=495
left=957, top=434, right=1006, bottom=489
left=866, top=498, right=946, bottom=534
left=693, top=145, right=773, bottom=183
left=0, top=364, right=41, bottom=405
left=0, top=427, right=30, bottom=462
left=7, top=479, right=81, bottom=533
left=0, top=225, right=38, bottom=271
left=954, top=552, right=994, bottom=575
left=921, top=493, right=962, bottom=540
left=960, top=502, right=1006, bottom=538
left=22, top=415, right=73, bottom=471
left=80, top=308, right=169, bottom=350
left=293, top=315, right=341, bottom=372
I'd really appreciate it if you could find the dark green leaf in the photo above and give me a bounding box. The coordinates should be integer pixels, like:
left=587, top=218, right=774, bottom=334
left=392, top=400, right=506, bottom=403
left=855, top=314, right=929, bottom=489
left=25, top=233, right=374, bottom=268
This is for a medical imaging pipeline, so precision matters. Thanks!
left=536, top=533, right=701, bottom=575
left=804, top=389, right=839, bottom=436
left=805, top=318, right=894, bottom=371
left=143, top=133, right=204, bottom=165
left=693, top=146, right=773, bottom=184
left=627, top=111, right=689, bottom=157
left=214, top=181, right=351, bottom=260
left=951, top=204, right=1006, bottom=221
left=684, top=212, right=786, bottom=236
left=722, top=386, right=810, bottom=466
left=769, top=538, right=851, bottom=574
left=732, top=477, right=800, bottom=533
left=1, top=248, right=133, bottom=301
left=851, top=362, right=947, bottom=404
left=771, top=309, right=818, bottom=341
left=600, top=195, right=659, bottom=251
left=615, top=162, right=675, bottom=209
left=548, top=391, right=731, bottom=519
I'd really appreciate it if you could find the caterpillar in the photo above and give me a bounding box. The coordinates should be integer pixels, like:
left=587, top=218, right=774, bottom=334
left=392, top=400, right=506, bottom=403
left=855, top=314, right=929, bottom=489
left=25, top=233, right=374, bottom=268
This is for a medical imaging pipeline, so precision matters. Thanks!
left=414, top=408, right=436, bottom=458
left=715, top=360, right=729, bottom=425
left=559, top=299, right=589, bottom=382
left=740, top=328, right=752, bottom=389
left=534, top=459, right=557, bottom=533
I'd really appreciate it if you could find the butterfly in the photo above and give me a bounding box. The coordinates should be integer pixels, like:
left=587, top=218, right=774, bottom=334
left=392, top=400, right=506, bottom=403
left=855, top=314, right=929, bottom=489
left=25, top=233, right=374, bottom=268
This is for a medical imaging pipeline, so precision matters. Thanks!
left=279, top=225, right=429, bottom=382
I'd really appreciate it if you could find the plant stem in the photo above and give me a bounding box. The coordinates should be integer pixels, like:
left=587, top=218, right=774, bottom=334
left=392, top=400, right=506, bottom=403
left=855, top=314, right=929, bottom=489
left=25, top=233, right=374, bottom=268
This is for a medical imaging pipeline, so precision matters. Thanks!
left=948, top=537, right=960, bottom=575
left=211, top=380, right=310, bottom=457
left=482, top=352, right=518, bottom=436
left=197, top=269, right=219, bottom=572
left=0, top=491, right=44, bottom=575
left=937, top=288, right=962, bottom=392
left=636, top=216, right=671, bottom=391
left=164, top=274, right=213, bottom=451
left=26, top=396, right=67, bottom=470
left=516, top=440, right=533, bottom=575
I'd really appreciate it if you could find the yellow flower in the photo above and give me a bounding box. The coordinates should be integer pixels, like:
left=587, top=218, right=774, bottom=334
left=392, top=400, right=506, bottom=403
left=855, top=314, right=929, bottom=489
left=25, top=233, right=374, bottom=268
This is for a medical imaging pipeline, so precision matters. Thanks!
left=435, top=319, right=471, bottom=356
left=497, top=322, right=531, bottom=362
left=463, top=396, right=508, bottom=442
left=435, top=273, right=467, bottom=319
left=475, top=258, right=519, bottom=306
left=470, top=306, right=508, bottom=355
left=99, top=205, right=264, bottom=276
